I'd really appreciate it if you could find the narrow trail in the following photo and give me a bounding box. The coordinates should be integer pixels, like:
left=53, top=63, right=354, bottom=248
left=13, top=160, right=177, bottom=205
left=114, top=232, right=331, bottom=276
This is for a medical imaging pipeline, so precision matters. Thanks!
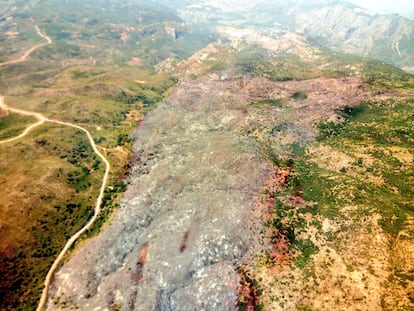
left=0, top=25, right=52, bottom=68
left=0, top=25, right=111, bottom=311
left=395, top=40, right=402, bottom=57
left=35, top=118, right=110, bottom=311
left=0, top=96, right=46, bottom=144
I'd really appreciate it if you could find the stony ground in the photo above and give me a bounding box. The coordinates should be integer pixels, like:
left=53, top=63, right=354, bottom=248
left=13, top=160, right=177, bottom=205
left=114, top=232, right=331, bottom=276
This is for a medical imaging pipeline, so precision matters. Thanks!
left=47, top=71, right=373, bottom=310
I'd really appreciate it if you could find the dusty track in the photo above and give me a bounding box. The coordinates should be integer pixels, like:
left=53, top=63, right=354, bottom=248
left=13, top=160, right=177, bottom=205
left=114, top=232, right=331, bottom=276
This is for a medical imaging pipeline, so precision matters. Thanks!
left=35, top=118, right=110, bottom=311
left=0, top=25, right=111, bottom=311
left=0, top=26, right=52, bottom=68
left=0, top=96, right=46, bottom=144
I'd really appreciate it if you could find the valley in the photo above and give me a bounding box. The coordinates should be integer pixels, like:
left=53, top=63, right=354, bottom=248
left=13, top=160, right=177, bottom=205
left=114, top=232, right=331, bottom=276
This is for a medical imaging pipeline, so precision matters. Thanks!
left=0, top=0, right=413, bottom=310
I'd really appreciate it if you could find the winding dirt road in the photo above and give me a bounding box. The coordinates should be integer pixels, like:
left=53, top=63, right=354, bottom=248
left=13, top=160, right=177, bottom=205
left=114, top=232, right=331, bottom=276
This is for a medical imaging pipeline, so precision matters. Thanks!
left=0, top=96, right=46, bottom=144
left=35, top=118, right=110, bottom=311
left=0, top=25, right=111, bottom=311
left=0, top=26, right=51, bottom=68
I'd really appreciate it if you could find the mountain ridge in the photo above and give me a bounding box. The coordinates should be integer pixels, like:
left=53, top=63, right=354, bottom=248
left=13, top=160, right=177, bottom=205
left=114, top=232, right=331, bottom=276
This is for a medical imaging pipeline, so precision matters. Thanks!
left=159, top=0, right=414, bottom=71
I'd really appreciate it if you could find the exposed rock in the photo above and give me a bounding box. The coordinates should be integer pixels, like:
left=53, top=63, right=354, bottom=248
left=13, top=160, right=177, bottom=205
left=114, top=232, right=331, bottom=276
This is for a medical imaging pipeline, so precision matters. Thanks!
left=164, top=26, right=177, bottom=39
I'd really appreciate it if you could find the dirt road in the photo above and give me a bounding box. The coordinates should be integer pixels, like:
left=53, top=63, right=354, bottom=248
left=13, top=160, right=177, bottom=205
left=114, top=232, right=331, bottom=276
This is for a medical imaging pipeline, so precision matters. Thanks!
left=0, top=96, right=111, bottom=311
left=0, top=25, right=111, bottom=311
left=0, top=25, right=52, bottom=68
left=35, top=118, right=110, bottom=311
left=0, top=96, right=46, bottom=144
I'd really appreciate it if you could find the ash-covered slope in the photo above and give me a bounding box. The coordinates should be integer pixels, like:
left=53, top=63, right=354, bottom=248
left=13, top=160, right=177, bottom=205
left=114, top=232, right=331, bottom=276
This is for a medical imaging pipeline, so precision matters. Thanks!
left=47, top=74, right=272, bottom=310
left=46, top=67, right=373, bottom=310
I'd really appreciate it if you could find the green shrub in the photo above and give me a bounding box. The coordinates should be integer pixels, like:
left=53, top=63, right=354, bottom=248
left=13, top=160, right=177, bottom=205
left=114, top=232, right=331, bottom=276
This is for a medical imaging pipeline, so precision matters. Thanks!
left=291, top=90, right=308, bottom=101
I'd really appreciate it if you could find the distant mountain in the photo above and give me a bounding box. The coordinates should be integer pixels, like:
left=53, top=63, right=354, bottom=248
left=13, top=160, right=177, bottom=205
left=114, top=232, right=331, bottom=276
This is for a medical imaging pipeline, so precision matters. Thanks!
left=160, top=0, right=414, bottom=71
left=285, top=2, right=414, bottom=70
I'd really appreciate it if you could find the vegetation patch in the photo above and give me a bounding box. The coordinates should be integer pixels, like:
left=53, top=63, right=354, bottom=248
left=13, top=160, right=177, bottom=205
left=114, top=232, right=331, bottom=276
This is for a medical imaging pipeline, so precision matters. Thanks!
left=249, top=98, right=285, bottom=108
left=291, top=90, right=308, bottom=101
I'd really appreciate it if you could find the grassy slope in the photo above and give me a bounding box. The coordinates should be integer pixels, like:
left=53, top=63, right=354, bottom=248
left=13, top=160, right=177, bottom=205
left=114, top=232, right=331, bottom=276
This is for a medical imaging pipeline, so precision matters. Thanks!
left=0, top=124, right=103, bottom=309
